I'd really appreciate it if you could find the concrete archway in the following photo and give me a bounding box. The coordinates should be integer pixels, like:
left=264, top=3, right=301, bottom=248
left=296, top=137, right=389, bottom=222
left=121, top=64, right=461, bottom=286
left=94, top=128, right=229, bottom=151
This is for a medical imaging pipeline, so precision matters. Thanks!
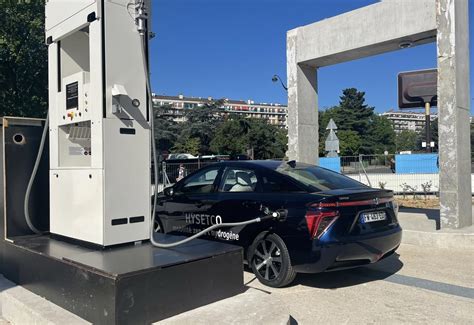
left=287, top=0, right=471, bottom=228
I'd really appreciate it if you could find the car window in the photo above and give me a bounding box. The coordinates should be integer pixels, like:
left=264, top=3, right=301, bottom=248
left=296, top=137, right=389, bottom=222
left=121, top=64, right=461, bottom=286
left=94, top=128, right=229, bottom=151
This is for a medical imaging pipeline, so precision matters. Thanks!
left=276, top=165, right=366, bottom=192
left=178, top=166, right=220, bottom=194
left=221, top=168, right=258, bottom=192
left=261, top=173, right=303, bottom=193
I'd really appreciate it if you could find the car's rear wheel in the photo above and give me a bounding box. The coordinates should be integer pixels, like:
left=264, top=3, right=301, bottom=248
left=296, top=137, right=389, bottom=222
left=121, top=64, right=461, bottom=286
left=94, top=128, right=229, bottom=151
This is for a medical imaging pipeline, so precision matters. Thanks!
left=249, top=233, right=296, bottom=288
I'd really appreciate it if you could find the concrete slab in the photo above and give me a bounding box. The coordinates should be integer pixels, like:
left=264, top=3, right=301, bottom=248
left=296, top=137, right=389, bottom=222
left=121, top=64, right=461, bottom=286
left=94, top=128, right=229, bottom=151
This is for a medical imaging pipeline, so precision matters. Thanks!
left=244, top=244, right=474, bottom=324
left=398, top=209, right=474, bottom=249
left=0, top=275, right=89, bottom=325
left=2, top=243, right=472, bottom=324
left=402, top=228, right=474, bottom=250
left=157, top=288, right=290, bottom=325
left=0, top=274, right=289, bottom=325
left=398, top=210, right=438, bottom=231
left=291, top=0, right=436, bottom=66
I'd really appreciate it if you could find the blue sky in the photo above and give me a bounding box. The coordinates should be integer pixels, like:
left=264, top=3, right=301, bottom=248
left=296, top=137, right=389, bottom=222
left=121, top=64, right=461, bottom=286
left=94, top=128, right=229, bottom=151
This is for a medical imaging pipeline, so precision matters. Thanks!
left=150, top=0, right=473, bottom=114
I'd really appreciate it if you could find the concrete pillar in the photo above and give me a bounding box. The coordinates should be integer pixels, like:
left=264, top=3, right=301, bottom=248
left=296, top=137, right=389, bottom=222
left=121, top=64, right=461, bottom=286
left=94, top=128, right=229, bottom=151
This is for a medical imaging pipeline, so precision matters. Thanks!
left=437, top=0, right=472, bottom=228
left=287, top=30, right=318, bottom=164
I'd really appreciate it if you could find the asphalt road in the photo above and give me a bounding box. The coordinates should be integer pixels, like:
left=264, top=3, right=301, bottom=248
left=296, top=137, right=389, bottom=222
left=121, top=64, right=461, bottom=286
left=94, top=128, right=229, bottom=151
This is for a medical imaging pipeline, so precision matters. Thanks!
left=243, top=244, right=474, bottom=324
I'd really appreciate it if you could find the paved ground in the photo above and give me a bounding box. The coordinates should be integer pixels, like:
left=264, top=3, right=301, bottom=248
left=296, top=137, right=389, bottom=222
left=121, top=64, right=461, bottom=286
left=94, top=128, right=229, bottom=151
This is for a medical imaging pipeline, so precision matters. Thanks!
left=244, top=244, right=474, bottom=324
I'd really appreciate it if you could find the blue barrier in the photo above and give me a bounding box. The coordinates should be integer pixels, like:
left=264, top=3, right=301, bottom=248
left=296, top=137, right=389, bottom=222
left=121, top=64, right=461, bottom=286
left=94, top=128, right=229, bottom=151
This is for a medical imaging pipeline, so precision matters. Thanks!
left=395, top=154, right=439, bottom=174
left=319, top=157, right=341, bottom=173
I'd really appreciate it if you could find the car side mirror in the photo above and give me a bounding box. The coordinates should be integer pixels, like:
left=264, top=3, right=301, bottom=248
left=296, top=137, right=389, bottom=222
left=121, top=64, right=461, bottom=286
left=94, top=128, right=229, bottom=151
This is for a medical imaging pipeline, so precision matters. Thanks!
left=164, top=186, right=174, bottom=197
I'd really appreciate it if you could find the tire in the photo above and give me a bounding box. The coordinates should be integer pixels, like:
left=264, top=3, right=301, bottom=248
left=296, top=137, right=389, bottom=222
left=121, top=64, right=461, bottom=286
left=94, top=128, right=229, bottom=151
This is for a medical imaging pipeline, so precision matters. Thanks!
left=249, top=232, right=297, bottom=288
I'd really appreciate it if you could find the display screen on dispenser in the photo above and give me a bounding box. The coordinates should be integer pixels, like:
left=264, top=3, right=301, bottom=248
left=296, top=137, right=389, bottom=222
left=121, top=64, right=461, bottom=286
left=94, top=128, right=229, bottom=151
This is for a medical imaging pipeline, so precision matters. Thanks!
left=66, top=81, right=79, bottom=110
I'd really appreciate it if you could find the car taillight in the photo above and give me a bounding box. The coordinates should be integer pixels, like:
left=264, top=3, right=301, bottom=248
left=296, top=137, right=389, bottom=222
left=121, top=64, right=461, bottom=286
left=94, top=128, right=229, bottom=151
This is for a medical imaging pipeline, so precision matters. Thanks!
left=305, top=209, right=339, bottom=240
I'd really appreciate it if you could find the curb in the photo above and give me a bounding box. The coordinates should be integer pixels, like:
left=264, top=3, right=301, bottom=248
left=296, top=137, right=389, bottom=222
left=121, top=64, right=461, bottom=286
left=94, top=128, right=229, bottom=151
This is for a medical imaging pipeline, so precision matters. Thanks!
left=401, top=229, right=474, bottom=250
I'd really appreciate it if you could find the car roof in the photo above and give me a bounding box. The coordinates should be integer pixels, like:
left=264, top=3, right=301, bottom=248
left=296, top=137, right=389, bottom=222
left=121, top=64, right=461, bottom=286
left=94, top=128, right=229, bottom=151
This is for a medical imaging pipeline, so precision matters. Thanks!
left=214, top=160, right=314, bottom=170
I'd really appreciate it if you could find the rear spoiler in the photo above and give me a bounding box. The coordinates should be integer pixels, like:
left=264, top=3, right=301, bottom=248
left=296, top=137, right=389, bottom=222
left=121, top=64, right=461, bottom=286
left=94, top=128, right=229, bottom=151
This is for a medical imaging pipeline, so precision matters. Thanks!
left=313, top=197, right=394, bottom=208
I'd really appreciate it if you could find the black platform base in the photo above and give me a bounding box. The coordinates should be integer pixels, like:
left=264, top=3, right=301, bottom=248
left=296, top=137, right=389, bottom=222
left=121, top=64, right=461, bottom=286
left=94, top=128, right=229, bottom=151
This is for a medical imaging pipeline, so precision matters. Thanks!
left=0, top=234, right=244, bottom=324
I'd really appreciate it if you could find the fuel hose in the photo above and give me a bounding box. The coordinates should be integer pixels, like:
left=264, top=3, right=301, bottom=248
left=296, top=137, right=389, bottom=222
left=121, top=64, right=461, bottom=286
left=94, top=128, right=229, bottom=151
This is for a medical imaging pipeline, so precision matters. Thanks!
left=23, top=113, right=49, bottom=234
left=149, top=214, right=279, bottom=248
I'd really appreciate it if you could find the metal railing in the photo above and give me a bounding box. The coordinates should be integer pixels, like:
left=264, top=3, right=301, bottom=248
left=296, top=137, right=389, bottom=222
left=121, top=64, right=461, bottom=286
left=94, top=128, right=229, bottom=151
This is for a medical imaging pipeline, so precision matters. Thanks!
left=339, top=153, right=442, bottom=193
left=340, top=155, right=395, bottom=175
left=156, top=154, right=471, bottom=195
left=160, top=160, right=219, bottom=189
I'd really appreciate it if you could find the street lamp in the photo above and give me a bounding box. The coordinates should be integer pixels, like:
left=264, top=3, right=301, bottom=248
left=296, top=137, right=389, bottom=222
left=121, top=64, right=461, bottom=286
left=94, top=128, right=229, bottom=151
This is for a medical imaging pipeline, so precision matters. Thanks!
left=272, top=74, right=288, bottom=91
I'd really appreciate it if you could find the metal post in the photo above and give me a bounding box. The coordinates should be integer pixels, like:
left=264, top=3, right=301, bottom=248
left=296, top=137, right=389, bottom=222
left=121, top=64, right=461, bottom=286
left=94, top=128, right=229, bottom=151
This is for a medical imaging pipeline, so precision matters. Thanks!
left=162, top=161, right=170, bottom=187
left=425, top=102, right=431, bottom=153
left=359, top=154, right=372, bottom=187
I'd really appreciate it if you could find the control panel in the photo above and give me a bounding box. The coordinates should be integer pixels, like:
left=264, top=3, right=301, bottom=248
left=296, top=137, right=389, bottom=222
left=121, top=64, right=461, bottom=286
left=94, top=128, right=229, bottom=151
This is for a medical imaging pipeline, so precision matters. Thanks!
left=59, top=72, right=90, bottom=125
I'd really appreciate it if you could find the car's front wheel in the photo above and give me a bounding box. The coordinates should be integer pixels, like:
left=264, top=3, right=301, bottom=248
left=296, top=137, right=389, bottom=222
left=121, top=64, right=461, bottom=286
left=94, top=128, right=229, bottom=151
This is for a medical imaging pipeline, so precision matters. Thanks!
left=249, top=233, right=296, bottom=288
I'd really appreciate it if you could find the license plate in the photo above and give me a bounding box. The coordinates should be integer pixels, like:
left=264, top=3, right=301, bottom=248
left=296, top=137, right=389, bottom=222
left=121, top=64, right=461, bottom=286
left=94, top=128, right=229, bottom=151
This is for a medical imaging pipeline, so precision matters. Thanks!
left=361, top=211, right=387, bottom=223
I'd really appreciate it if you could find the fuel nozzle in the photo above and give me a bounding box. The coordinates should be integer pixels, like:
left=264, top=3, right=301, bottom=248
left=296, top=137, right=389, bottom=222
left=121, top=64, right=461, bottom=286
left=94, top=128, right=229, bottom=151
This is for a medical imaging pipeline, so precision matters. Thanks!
left=272, top=209, right=288, bottom=221
left=259, top=205, right=288, bottom=221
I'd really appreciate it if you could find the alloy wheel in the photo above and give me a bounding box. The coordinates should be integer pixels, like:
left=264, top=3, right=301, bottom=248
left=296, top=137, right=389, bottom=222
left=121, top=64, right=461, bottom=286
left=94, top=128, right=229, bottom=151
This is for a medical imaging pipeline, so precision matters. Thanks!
left=252, top=238, right=282, bottom=281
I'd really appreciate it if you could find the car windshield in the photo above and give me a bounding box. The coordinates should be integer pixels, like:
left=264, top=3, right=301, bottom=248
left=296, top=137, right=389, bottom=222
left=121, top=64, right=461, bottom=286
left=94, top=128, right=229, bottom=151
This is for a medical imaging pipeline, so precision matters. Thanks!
left=275, top=164, right=366, bottom=192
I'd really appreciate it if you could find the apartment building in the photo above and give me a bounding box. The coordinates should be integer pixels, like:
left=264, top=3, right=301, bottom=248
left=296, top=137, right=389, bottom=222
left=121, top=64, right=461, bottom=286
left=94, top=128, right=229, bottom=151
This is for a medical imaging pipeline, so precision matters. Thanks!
left=152, top=94, right=287, bottom=128
left=381, top=110, right=438, bottom=133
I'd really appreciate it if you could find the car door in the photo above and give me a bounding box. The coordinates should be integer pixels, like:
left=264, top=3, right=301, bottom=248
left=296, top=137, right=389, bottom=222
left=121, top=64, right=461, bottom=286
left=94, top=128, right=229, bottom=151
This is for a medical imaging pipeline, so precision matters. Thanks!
left=256, top=170, right=308, bottom=238
left=212, top=166, right=265, bottom=247
left=156, top=165, right=223, bottom=236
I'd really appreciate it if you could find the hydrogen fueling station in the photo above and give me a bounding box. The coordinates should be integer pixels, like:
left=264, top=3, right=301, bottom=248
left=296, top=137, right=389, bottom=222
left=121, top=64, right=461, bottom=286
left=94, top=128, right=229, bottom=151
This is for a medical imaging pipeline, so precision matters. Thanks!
left=0, top=1, right=286, bottom=323
left=0, top=0, right=471, bottom=323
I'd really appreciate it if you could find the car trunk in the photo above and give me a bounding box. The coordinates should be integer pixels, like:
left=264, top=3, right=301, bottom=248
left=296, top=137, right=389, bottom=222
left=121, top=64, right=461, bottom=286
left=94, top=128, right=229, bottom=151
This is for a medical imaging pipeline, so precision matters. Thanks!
left=312, top=188, right=397, bottom=236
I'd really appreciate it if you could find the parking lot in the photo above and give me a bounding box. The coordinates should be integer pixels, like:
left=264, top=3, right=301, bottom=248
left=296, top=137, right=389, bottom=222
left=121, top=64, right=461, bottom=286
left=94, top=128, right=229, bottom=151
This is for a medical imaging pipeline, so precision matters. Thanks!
left=244, top=244, right=474, bottom=324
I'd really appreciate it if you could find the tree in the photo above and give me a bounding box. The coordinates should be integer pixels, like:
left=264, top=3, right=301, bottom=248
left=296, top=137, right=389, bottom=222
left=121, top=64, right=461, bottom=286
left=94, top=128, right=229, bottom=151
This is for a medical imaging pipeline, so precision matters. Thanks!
left=179, top=100, right=224, bottom=154
left=338, top=130, right=361, bottom=156
left=247, top=119, right=287, bottom=159
left=153, top=104, right=182, bottom=153
left=210, top=118, right=249, bottom=156
left=334, top=88, right=374, bottom=136
left=0, top=1, right=48, bottom=118
left=210, top=116, right=287, bottom=159
left=366, top=115, right=396, bottom=154
left=171, top=136, right=201, bottom=156
left=318, top=88, right=383, bottom=156
left=396, top=130, right=418, bottom=152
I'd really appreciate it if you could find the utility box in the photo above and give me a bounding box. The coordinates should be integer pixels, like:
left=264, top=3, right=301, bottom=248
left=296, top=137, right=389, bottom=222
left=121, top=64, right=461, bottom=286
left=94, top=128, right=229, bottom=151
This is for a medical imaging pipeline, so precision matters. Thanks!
left=46, top=0, right=151, bottom=246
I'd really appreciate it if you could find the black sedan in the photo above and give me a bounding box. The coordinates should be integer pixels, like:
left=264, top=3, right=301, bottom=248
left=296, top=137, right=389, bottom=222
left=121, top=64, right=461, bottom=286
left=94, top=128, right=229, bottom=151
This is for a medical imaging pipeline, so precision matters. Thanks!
left=155, top=160, right=402, bottom=287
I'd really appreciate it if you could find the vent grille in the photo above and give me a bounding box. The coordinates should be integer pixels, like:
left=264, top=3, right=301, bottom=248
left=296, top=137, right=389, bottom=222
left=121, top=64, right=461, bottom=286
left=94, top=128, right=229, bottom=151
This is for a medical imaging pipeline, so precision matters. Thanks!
left=68, top=126, right=91, bottom=140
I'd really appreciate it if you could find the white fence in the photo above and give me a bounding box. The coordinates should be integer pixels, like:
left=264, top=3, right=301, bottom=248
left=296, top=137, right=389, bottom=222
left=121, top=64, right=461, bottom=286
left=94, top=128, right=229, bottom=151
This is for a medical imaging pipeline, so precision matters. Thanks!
left=158, top=160, right=474, bottom=194
left=348, top=173, right=474, bottom=194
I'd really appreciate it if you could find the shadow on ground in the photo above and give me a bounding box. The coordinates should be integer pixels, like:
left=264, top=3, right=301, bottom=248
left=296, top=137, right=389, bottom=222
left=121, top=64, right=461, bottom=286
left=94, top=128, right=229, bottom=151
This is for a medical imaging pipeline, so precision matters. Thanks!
left=292, top=253, right=404, bottom=289
left=399, top=207, right=440, bottom=229
left=0, top=275, right=15, bottom=294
